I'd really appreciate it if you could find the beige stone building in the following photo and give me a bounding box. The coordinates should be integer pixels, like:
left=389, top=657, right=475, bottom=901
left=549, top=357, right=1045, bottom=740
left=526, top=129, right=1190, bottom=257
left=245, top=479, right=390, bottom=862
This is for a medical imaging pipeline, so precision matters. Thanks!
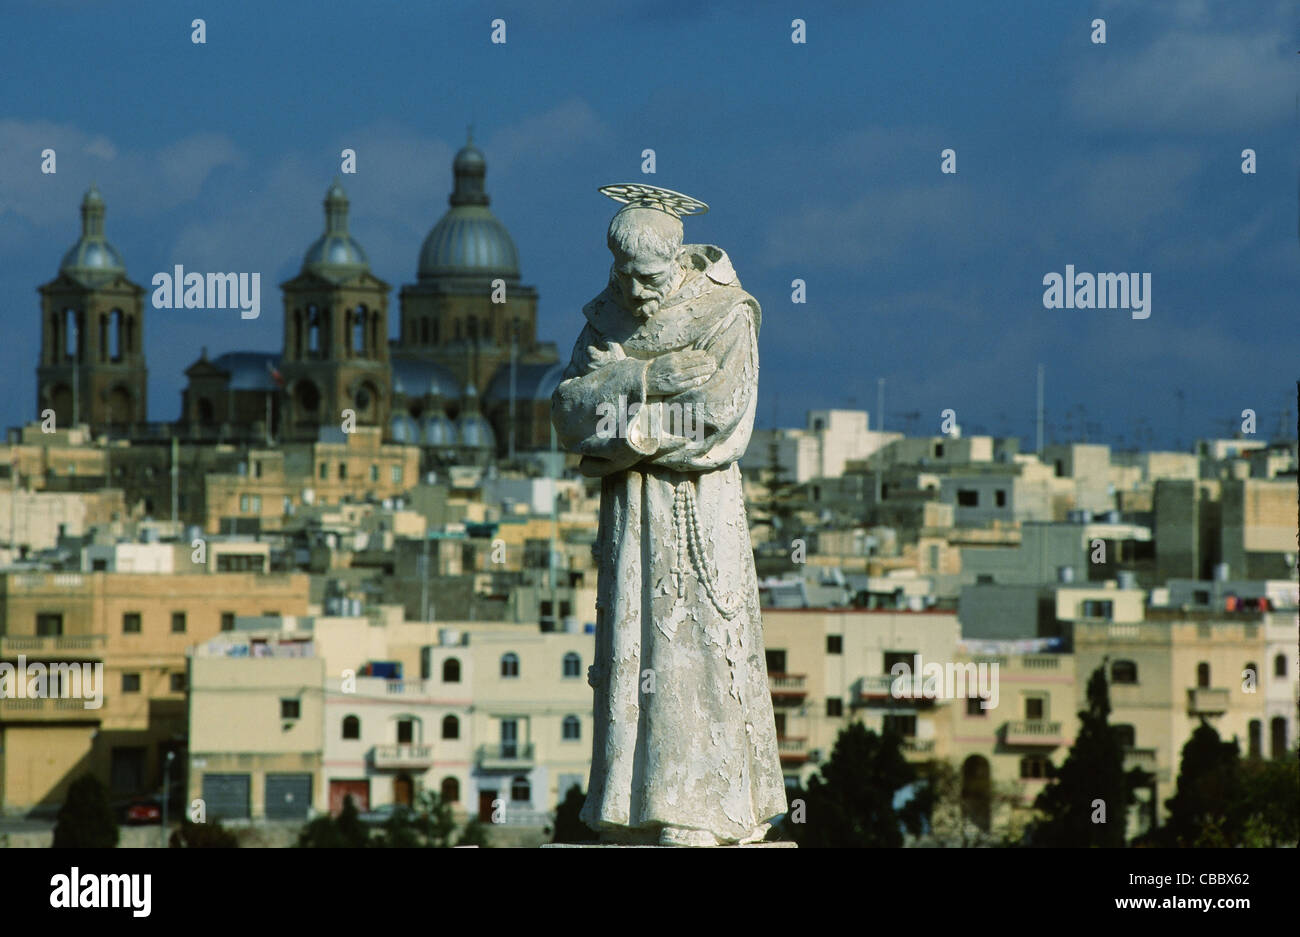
left=0, top=569, right=308, bottom=815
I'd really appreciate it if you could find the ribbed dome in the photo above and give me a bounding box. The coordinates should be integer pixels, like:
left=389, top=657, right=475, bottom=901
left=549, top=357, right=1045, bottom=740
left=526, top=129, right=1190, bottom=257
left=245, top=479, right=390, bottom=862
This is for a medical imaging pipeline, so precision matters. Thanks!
left=302, top=179, right=369, bottom=278
left=417, top=136, right=519, bottom=281
left=390, top=413, right=418, bottom=443
left=60, top=184, right=126, bottom=285
left=423, top=414, right=456, bottom=447
left=454, top=383, right=495, bottom=448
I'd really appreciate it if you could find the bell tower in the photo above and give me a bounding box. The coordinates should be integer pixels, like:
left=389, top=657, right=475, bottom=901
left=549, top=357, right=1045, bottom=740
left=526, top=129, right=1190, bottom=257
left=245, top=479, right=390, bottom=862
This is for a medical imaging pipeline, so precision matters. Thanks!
left=37, top=184, right=147, bottom=433
left=280, top=180, right=391, bottom=441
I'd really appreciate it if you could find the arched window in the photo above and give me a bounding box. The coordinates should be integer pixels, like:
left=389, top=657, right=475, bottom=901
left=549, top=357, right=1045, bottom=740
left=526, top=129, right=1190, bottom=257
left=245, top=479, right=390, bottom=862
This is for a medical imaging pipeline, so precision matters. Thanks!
left=510, top=775, right=530, bottom=802
left=307, top=305, right=321, bottom=357
left=1111, top=660, right=1138, bottom=684
left=352, top=306, right=367, bottom=355
left=500, top=652, right=519, bottom=678
left=342, top=715, right=360, bottom=739
left=563, top=715, right=581, bottom=740
left=109, top=309, right=123, bottom=361
left=442, top=657, right=461, bottom=683
left=1245, top=662, right=1258, bottom=685
left=1248, top=720, right=1262, bottom=758
left=442, top=714, right=459, bottom=740
left=961, top=755, right=991, bottom=832
left=440, top=776, right=460, bottom=803
left=1112, top=724, right=1136, bottom=748
left=1196, top=662, right=1210, bottom=689
left=562, top=652, right=581, bottom=678
left=1276, top=654, right=1288, bottom=678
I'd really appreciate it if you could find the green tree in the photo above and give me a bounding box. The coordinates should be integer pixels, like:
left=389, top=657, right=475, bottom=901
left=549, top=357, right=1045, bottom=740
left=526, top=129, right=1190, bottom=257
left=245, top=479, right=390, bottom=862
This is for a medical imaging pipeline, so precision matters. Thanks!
left=169, top=819, right=238, bottom=848
left=552, top=784, right=596, bottom=844
left=371, top=791, right=455, bottom=848
left=296, top=794, right=371, bottom=848
left=456, top=816, right=491, bottom=847
left=52, top=774, right=119, bottom=849
left=784, top=721, right=920, bottom=848
left=1030, top=664, right=1148, bottom=847
left=1160, top=721, right=1245, bottom=847
left=1239, top=751, right=1300, bottom=847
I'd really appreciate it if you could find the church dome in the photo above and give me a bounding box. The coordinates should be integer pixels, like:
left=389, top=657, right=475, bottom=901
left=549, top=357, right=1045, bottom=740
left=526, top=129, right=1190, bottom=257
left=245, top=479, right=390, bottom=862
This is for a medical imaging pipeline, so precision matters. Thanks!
left=302, top=179, right=369, bottom=278
left=423, top=413, right=456, bottom=447
left=60, top=184, right=127, bottom=285
left=417, top=135, right=519, bottom=281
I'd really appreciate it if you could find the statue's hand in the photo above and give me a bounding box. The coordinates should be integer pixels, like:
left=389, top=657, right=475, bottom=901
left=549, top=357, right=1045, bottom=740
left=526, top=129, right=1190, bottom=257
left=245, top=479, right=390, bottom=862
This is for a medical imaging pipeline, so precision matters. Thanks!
left=585, top=341, right=626, bottom=371
left=647, top=350, right=716, bottom=395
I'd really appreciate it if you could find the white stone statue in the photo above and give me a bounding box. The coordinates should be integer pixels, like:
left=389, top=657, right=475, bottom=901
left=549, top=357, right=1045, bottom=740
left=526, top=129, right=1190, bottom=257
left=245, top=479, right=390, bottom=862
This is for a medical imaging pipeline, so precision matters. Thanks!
left=552, top=184, right=787, bottom=846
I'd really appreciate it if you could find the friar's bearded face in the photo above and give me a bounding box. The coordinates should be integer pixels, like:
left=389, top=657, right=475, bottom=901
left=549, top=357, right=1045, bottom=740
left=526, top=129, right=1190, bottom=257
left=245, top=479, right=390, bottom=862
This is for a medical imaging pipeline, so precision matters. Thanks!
left=610, top=248, right=681, bottom=318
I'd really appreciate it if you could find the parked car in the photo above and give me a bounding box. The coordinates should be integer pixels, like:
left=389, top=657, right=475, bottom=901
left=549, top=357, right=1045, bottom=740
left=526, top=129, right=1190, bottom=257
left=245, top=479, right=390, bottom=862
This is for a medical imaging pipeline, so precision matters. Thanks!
left=123, top=798, right=162, bottom=825
left=359, top=803, right=413, bottom=826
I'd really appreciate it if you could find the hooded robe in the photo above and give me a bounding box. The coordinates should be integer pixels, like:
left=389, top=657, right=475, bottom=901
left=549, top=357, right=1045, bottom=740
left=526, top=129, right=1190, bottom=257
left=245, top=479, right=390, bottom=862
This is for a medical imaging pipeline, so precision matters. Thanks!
left=551, top=244, right=787, bottom=842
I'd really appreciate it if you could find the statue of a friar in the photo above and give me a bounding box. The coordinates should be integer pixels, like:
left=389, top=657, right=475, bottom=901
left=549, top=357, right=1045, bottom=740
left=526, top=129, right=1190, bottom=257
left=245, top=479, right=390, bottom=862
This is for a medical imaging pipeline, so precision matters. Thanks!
left=552, top=183, right=787, bottom=846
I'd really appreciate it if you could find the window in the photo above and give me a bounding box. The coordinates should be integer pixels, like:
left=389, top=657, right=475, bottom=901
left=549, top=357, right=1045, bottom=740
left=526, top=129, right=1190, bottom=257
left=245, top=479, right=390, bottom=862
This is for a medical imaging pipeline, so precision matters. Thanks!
left=826, top=635, right=843, bottom=655
left=342, top=715, right=360, bottom=739
left=956, top=489, right=979, bottom=507
left=500, top=653, right=519, bottom=678
left=1196, top=662, right=1210, bottom=689
left=442, top=715, right=459, bottom=740
left=1111, top=660, right=1138, bottom=684
left=1248, top=720, right=1261, bottom=758
left=1270, top=717, right=1287, bottom=759
left=826, top=697, right=843, bottom=717
left=562, top=652, right=581, bottom=678
left=240, top=494, right=250, bottom=513
left=1024, top=696, right=1045, bottom=720
left=36, top=613, right=63, bottom=636
left=966, top=696, right=986, bottom=716
left=1113, top=724, right=1136, bottom=748
left=122, top=673, right=141, bottom=693
left=1276, top=654, right=1288, bottom=678
left=123, top=612, right=141, bottom=634
left=882, top=714, right=917, bottom=737
left=370, top=464, right=379, bottom=482
left=397, top=719, right=414, bottom=744
left=1081, top=599, right=1114, bottom=618
left=563, top=715, right=581, bottom=740
left=252, top=495, right=261, bottom=513
left=170, top=673, right=186, bottom=693
left=1244, top=662, right=1257, bottom=686
left=510, top=775, right=531, bottom=802
left=391, top=465, right=403, bottom=484
left=1019, top=756, right=1049, bottom=779
left=252, top=461, right=262, bottom=479
left=338, top=463, right=347, bottom=480
left=995, top=490, right=1007, bottom=508
left=220, top=611, right=235, bottom=631
left=440, top=777, right=460, bottom=803
left=934, top=442, right=944, bottom=458
left=319, top=462, right=328, bottom=480
left=171, top=612, right=186, bottom=634
left=442, top=658, right=461, bottom=683
left=766, top=650, right=787, bottom=674
left=281, top=698, right=301, bottom=720
left=883, top=651, right=915, bottom=673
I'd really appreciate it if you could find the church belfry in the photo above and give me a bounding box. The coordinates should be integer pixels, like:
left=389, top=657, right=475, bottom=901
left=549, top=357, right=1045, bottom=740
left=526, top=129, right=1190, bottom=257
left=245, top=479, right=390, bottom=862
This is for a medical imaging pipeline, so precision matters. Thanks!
left=37, top=184, right=147, bottom=432
left=280, top=179, right=392, bottom=440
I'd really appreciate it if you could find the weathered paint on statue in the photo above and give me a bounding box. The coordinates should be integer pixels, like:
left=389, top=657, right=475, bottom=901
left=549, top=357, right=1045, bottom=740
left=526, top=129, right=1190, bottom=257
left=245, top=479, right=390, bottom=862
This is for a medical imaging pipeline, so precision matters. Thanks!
left=551, top=184, right=787, bottom=846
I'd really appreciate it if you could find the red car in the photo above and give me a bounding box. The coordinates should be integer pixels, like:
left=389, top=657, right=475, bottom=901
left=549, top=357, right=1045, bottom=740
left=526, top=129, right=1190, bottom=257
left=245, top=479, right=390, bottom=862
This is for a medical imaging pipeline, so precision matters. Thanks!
left=124, top=799, right=162, bottom=825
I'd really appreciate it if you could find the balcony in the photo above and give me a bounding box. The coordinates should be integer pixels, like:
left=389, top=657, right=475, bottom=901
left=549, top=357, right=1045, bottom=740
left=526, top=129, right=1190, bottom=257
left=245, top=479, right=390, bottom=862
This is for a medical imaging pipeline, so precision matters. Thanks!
left=1187, top=687, right=1229, bottom=715
left=768, top=673, right=807, bottom=702
left=1003, top=720, right=1064, bottom=746
left=777, top=736, right=809, bottom=764
left=476, top=743, right=536, bottom=771
left=853, top=675, right=895, bottom=703
left=1123, top=747, right=1157, bottom=773
left=0, top=697, right=102, bottom=723
left=0, top=635, right=106, bottom=659
left=372, top=744, right=435, bottom=770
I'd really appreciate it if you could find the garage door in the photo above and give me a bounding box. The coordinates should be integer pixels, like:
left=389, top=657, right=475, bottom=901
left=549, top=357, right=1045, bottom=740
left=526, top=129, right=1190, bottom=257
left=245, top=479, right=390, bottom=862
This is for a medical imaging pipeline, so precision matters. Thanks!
left=266, top=773, right=312, bottom=820
left=202, top=774, right=250, bottom=820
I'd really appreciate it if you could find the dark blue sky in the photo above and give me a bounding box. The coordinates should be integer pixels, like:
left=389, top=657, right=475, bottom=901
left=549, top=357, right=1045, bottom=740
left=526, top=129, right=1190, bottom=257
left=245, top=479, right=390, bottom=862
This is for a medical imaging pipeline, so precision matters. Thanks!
left=2, top=0, right=1295, bottom=450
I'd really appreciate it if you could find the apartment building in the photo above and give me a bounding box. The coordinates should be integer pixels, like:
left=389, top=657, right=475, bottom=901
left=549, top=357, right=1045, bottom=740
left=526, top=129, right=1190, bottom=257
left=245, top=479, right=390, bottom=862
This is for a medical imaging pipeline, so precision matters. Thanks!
left=0, top=568, right=309, bottom=814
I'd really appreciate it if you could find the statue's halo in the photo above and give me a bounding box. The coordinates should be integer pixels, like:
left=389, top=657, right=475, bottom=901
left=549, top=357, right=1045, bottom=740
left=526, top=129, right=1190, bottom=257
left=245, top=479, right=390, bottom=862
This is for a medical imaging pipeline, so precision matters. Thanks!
left=599, top=183, right=709, bottom=218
